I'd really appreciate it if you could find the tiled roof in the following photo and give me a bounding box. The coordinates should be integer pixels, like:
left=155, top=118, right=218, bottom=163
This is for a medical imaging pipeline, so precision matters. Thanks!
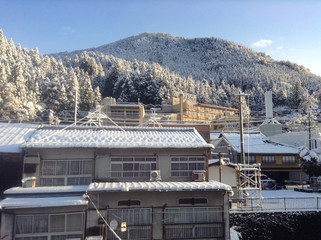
left=0, top=123, right=38, bottom=153
left=23, top=125, right=213, bottom=149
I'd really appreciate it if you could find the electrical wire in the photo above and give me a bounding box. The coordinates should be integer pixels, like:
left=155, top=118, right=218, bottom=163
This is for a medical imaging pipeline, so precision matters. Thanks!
left=84, top=194, right=122, bottom=240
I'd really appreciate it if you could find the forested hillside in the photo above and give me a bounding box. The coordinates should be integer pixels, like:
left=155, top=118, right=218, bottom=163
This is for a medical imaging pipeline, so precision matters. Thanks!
left=55, top=33, right=321, bottom=112
left=1, top=30, right=320, bottom=121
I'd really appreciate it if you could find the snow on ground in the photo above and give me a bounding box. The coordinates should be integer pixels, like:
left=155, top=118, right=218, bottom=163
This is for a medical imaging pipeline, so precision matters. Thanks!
left=232, top=188, right=321, bottom=212
left=260, top=188, right=321, bottom=198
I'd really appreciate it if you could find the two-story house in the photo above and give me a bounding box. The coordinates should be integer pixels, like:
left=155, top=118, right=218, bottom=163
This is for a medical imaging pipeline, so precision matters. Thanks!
left=0, top=124, right=232, bottom=240
left=212, top=132, right=301, bottom=184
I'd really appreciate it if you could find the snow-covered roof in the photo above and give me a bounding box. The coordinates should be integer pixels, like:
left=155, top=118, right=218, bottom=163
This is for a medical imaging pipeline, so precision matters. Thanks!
left=87, top=181, right=232, bottom=193
left=4, top=185, right=88, bottom=195
left=210, top=132, right=221, bottom=141
left=23, top=125, right=213, bottom=149
left=269, top=131, right=309, bottom=148
left=0, top=196, right=87, bottom=209
left=220, top=132, right=298, bottom=154
left=208, top=158, right=237, bottom=168
left=0, top=123, right=38, bottom=153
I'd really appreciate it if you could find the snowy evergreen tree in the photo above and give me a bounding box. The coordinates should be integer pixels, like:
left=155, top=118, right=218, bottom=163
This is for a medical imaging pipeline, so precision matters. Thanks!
left=299, top=147, right=321, bottom=178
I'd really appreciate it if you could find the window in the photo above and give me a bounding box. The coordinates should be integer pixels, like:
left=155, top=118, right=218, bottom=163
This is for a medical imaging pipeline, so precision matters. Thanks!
left=40, top=159, right=92, bottom=186
left=118, top=200, right=141, bottom=206
left=179, top=198, right=207, bottom=205
left=110, top=156, right=156, bottom=179
left=107, top=208, right=152, bottom=240
left=15, top=213, right=84, bottom=240
left=111, top=110, right=125, bottom=119
left=171, top=156, right=205, bottom=177
left=262, top=155, right=275, bottom=163
left=164, top=207, right=223, bottom=239
left=126, top=111, right=139, bottom=119
left=282, top=156, right=296, bottom=163
left=245, top=155, right=256, bottom=164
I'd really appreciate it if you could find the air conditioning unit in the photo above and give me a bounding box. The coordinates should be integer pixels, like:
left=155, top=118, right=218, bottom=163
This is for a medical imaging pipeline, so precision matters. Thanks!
left=150, top=170, right=162, bottom=181
left=192, top=170, right=206, bottom=182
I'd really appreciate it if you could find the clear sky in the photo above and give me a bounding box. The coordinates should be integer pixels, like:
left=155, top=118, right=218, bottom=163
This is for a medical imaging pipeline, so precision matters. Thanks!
left=0, top=0, right=320, bottom=76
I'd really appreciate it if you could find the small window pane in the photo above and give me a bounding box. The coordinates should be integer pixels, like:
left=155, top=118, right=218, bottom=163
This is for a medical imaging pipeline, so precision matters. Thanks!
left=66, top=214, right=82, bottom=232
left=172, top=163, right=179, bottom=170
left=16, top=216, right=33, bottom=234
left=123, top=163, right=133, bottom=171
left=151, top=163, right=156, bottom=170
left=42, top=161, right=55, bottom=176
left=50, top=215, right=65, bottom=232
left=69, top=161, right=80, bottom=175
left=111, top=164, right=122, bottom=171
left=56, top=161, right=67, bottom=175
left=79, top=177, right=91, bottom=185
left=41, top=178, right=53, bottom=186
left=52, top=178, right=64, bottom=186
left=83, top=160, right=92, bottom=174
left=180, top=163, right=188, bottom=170
left=67, top=177, right=79, bottom=185
left=33, top=215, right=48, bottom=233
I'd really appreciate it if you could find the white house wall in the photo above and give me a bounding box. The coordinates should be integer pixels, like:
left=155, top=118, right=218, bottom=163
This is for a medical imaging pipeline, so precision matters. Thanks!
left=209, top=165, right=236, bottom=187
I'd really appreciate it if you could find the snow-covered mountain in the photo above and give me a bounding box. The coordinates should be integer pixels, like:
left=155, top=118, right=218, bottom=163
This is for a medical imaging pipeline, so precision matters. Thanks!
left=65, top=32, right=320, bottom=92
left=1, top=29, right=321, bottom=121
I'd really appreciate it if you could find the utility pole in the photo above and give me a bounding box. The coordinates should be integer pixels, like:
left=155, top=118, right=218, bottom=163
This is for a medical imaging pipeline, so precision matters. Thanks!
left=237, top=94, right=250, bottom=164
left=308, top=111, right=312, bottom=150
left=74, top=88, right=78, bottom=125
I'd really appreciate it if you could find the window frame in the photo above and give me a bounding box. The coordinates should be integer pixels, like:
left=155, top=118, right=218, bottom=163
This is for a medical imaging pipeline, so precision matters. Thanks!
left=262, top=155, right=276, bottom=163
left=282, top=155, right=296, bottom=163
left=40, top=159, right=93, bottom=186
left=245, top=155, right=256, bottom=164
left=14, top=212, right=84, bottom=240
left=170, top=156, right=205, bottom=177
left=163, top=206, right=224, bottom=239
left=110, top=156, right=157, bottom=179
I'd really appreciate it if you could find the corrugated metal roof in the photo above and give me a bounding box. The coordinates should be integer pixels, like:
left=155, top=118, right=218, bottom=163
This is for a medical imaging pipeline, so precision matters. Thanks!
left=4, top=185, right=88, bottom=195
left=0, top=196, right=87, bottom=209
left=87, top=181, right=232, bottom=192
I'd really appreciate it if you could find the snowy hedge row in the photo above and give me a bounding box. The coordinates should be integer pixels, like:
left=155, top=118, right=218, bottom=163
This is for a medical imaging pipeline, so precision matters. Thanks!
left=230, top=211, right=321, bottom=240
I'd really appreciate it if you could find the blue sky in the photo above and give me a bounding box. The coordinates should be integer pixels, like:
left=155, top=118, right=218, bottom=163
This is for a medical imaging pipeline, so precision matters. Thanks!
left=0, top=0, right=320, bottom=76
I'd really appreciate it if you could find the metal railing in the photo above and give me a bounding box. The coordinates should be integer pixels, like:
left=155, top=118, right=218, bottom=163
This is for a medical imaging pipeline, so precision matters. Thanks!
left=230, top=197, right=321, bottom=212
